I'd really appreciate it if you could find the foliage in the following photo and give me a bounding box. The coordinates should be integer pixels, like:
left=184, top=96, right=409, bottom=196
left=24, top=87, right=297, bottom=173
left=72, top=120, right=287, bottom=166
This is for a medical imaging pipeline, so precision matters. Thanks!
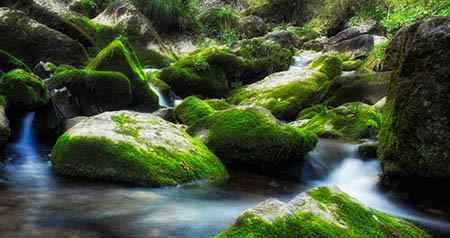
left=199, top=6, right=240, bottom=44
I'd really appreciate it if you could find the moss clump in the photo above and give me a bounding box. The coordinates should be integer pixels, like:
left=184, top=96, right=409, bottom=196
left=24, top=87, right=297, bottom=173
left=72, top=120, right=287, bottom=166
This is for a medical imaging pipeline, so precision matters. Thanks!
left=216, top=186, right=432, bottom=238
left=244, top=0, right=306, bottom=25
left=273, top=24, right=321, bottom=42
left=229, top=55, right=342, bottom=121
left=199, top=6, right=240, bottom=42
left=0, top=69, right=48, bottom=110
left=175, top=96, right=216, bottom=126
left=296, top=102, right=382, bottom=140
left=237, top=38, right=295, bottom=84
left=205, top=99, right=233, bottom=110
left=160, top=47, right=245, bottom=98
left=0, top=49, right=31, bottom=73
left=310, top=54, right=344, bottom=79
left=48, top=69, right=132, bottom=115
left=188, top=106, right=317, bottom=172
left=51, top=111, right=228, bottom=186
left=86, top=38, right=159, bottom=111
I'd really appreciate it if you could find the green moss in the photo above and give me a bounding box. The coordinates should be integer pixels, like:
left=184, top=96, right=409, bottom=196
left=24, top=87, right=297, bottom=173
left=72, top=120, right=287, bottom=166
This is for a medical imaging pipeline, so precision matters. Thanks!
left=216, top=187, right=432, bottom=238
left=310, top=55, right=344, bottom=79
left=342, top=60, right=363, bottom=71
left=0, top=69, right=48, bottom=110
left=273, top=24, right=321, bottom=41
left=199, top=6, right=240, bottom=42
left=229, top=70, right=331, bottom=121
left=111, top=112, right=141, bottom=141
left=86, top=38, right=159, bottom=111
left=362, top=41, right=389, bottom=71
left=51, top=132, right=228, bottom=186
left=48, top=69, right=133, bottom=112
left=188, top=106, right=317, bottom=170
left=160, top=47, right=245, bottom=98
left=138, top=48, right=172, bottom=68
left=175, top=96, right=216, bottom=126
left=205, top=99, right=233, bottom=110
left=0, top=49, right=31, bottom=72
left=238, top=38, right=295, bottom=84
left=0, top=95, right=7, bottom=106
left=297, top=102, right=382, bottom=140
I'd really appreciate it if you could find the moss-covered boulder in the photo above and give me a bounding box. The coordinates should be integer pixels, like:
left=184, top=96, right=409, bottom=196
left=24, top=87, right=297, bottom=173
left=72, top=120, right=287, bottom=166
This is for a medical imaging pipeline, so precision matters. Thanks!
left=379, top=17, right=450, bottom=188
left=243, top=0, right=306, bottom=25
left=323, top=72, right=390, bottom=107
left=237, top=38, right=295, bottom=84
left=0, top=69, right=49, bottom=111
left=48, top=69, right=133, bottom=116
left=86, top=38, right=159, bottom=112
left=187, top=106, right=317, bottom=173
left=50, top=111, right=228, bottom=186
left=295, top=102, right=382, bottom=140
left=174, top=96, right=215, bottom=127
left=0, top=97, right=10, bottom=147
left=0, top=7, right=88, bottom=67
left=229, top=55, right=342, bottom=121
left=199, top=6, right=240, bottom=39
left=0, top=50, right=31, bottom=73
left=160, top=47, right=245, bottom=98
left=215, top=186, right=432, bottom=238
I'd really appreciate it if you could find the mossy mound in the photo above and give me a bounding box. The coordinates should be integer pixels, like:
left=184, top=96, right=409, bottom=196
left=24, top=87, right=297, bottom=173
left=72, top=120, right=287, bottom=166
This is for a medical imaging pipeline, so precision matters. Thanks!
left=48, top=69, right=132, bottom=116
left=51, top=111, right=228, bottom=186
left=86, top=38, right=159, bottom=111
left=215, top=186, right=432, bottom=238
left=175, top=96, right=215, bottom=127
left=199, top=6, right=240, bottom=40
left=229, top=55, right=342, bottom=121
left=295, top=102, right=382, bottom=140
left=0, top=50, right=31, bottom=73
left=0, top=69, right=48, bottom=111
left=204, top=99, right=233, bottom=110
left=237, top=38, right=295, bottom=84
left=187, top=106, right=317, bottom=172
left=160, top=47, right=245, bottom=98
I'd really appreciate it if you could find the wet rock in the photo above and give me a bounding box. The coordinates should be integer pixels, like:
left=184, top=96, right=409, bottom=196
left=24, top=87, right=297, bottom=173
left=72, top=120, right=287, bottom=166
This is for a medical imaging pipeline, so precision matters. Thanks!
left=239, top=15, right=268, bottom=38
left=379, top=17, right=450, bottom=187
left=0, top=7, right=88, bottom=67
left=33, top=62, right=54, bottom=80
left=51, top=110, right=228, bottom=186
left=152, top=108, right=176, bottom=123
left=358, top=141, right=379, bottom=160
left=323, top=72, right=390, bottom=107
left=0, top=103, right=10, bottom=147
left=216, top=186, right=432, bottom=238
left=187, top=105, right=317, bottom=174
left=263, top=30, right=301, bottom=48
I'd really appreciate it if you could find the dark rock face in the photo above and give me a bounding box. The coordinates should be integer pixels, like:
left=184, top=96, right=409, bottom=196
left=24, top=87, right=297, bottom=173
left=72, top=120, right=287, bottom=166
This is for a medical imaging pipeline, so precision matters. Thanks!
left=328, top=20, right=384, bottom=44
left=379, top=17, right=450, bottom=190
left=263, top=30, right=301, bottom=48
left=323, top=72, right=390, bottom=107
left=0, top=8, right=88, bottom=67
left=239, top=15, right=268, bottom=38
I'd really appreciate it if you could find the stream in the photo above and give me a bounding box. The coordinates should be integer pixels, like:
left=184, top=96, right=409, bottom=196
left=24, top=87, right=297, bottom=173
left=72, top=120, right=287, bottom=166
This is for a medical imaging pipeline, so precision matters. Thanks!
left=0, top=113, right=449, bottom=238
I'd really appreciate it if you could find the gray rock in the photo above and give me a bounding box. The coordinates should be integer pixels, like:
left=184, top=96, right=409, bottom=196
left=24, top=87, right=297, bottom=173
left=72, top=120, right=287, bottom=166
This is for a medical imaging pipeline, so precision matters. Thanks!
left=328, top=20, right=384, bottom=44
left=239, top=15, right=268, bottom=38
left=0, top=105, right=10, bottom=147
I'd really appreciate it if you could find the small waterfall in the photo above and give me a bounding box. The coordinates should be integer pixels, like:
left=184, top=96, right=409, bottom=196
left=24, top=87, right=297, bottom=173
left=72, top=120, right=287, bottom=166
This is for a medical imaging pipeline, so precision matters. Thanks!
left=144, top=68, right=175, bottom=108
left=307, top=139, right=450, bottom=233
left=291, top=51, right=323, bottom=70
left=10, top=112, right=38, bottom=157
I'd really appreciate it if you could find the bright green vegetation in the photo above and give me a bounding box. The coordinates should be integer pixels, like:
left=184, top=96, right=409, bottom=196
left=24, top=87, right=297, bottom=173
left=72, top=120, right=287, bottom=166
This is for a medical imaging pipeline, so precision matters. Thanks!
left=175, top=96, right=215, bottom=126
left=237, top=38, right=295, bottom=84
left=204, top=99, right=233, bottom=110
left=160, top=47, right=244, bottom=98
left=0, top=69, right=48, bottom=110
left=229, top=55, right=342, bottom=121
left=296, top=102, right=382, bottom=140
left=51, top=111, right=228, bottom=186
left=86, top=38, right=159, bottom=111
left=273, top=24, right=321, bottom=41
left=0, top=49, right=31, bottom=73
left=362, top=41, right=389, bottom=71
left=49, top=69, right=133, bottom=113
left=199, top=6, right=240, bottom=44
left=216, top=187, right=430, bottom=238
left=132, top=0, right=200, bottom=32
left=188, top=106, right=317, bottom=171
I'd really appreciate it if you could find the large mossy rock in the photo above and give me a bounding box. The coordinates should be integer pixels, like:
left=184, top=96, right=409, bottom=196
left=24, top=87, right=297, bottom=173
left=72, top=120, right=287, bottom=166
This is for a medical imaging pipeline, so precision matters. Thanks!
left=229, top=55, right=342, bottom=121
left=379, top=17, right=450, bottom=187
left=86, top=38, right=159, bottom=112
left=215, top=186, right=432, bottom=238
left=174, top=96, right=216, bottom=126
left=160, top=47, right=245, bottom=98
left=48, top=69, right=133, bottom=116
left=0, top=7, right=88, bottom=67
left=323, top=72, right=390, bottom=107
left=50, top=111, right=228, bottom=186
left=0, top=69, right=49, bottom=111
left=294, top=102, right=382, bottom=140
left=186, top=105, right=317, bottom=173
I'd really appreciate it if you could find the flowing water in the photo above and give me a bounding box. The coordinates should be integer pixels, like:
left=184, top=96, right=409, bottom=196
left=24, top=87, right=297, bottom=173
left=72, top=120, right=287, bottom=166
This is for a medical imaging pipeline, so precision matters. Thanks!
left=0, top=113, right=449, bottom=237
